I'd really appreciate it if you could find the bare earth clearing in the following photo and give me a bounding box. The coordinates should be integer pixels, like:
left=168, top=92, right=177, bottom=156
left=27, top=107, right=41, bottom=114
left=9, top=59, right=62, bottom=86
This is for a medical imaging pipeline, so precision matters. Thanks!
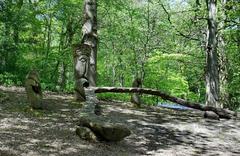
left=0, top=86, right=240, bottom=156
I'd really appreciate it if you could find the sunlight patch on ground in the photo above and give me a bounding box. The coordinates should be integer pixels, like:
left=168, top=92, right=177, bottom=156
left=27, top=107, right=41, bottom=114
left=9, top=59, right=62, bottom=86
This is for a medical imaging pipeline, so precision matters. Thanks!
left=127, top=119, right=162, bottom=127
left=1, top=87, right=240, bottom=156
left=162, top=122, right=213, bottom=135
left=107, top=107, right=152, bottom=117
left=0, top=117, right=31, bottom=130
left=44, top=94, right=74, bottom=100
left=0, top=146, right=20, bottom=155
left=26, top=138, right=41, bottom=144
left=151, top=145, right=196, bottom=156
left=59, top=147, right=78, bottom=154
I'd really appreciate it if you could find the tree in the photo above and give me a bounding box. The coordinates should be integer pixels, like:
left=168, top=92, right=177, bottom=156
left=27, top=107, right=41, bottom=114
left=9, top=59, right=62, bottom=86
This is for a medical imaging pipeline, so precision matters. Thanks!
left=0, top=0, right=239, bottom=111
left=218, top=0, right=228, bottom=108
left=205, top=0, right=220, bottom=107
left=82, top=0, right=98, bottom=87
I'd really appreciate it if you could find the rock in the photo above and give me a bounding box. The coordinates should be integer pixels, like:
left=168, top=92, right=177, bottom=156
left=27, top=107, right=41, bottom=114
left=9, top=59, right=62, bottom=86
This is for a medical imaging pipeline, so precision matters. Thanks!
left=78, top=117, right=131, bottom=142
left=225, top=109, right=238, bottom=117
left=76, top=126, right=97, bottom=142
left=204, top=111, right=220, bottom=120
left=94, top=124, right=131, bottom=142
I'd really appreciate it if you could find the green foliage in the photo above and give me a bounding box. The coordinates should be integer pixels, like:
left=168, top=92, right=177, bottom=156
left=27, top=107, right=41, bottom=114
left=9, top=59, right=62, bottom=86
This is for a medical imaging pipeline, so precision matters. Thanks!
left=0, top=0, right=239, bottom=110
left=225, top=28, right=240, bottom=110
left=0, top=72, right=21, bottom=86
left=0, top=0, right=82, bottom=92
left=145, top=52, right=199, bottom=101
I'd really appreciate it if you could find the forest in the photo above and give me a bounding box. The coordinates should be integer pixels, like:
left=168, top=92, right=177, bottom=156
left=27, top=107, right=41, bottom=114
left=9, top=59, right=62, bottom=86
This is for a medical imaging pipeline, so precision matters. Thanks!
left=0, top=0, right=240, bottom=155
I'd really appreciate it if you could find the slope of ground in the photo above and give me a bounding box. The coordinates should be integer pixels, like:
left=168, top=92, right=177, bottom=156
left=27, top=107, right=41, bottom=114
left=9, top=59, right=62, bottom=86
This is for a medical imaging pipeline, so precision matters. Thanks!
left=0, top=86, right=240, bottom=156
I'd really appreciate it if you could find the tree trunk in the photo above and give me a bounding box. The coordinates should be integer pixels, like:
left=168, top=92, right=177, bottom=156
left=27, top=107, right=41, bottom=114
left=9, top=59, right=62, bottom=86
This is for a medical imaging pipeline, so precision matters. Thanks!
left=205, top=0, right=220, bottom=107
left=73, top=0, right=97, bottom=101
left=218, top=0, right=229, bottom=108
left=73, top=44, right=90, bottom=102
left=82, top=0, right=98, bottom=87
left=57, top=62, right=66, bottom=90
left=46, top=13, right=52, bottom=60
left=57, top=18, right=74, bottom=91
left=91, top=87, right=236, bottom=119
left=130, top=78, right=142, bottom=107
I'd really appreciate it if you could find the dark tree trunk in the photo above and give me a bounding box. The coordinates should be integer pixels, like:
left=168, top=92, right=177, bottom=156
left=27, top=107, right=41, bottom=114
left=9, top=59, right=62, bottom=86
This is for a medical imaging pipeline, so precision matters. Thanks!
left=92, top=87, right=236, bottom=119
left=205, top=0, right=220, bottom=107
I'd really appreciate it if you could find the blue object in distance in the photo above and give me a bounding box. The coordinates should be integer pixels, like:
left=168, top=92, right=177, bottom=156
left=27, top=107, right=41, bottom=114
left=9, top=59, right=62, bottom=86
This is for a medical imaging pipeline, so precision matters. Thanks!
left=157, top=102, right=193, bottom=110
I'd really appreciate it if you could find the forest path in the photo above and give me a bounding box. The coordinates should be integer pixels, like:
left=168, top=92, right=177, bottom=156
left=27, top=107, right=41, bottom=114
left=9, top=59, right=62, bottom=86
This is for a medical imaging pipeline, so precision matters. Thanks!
left=0, top=86, right=240, bottom=156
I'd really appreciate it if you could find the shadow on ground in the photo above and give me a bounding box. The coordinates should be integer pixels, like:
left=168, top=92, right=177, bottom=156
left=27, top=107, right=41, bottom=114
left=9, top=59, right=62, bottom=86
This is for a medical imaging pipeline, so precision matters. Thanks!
left=0, top=86, right=240, bottom=156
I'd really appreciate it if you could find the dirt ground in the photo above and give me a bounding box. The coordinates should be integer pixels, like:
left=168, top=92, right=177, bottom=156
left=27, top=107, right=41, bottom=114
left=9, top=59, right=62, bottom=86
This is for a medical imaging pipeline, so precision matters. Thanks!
left=0, top=86, right=240, bottom=156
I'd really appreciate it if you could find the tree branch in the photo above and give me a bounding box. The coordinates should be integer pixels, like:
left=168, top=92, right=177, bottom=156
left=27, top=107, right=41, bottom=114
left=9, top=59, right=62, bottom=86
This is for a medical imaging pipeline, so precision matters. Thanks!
left=90, top=87, right=237, bottom=119
left=159, top=3, right=200, bottom=41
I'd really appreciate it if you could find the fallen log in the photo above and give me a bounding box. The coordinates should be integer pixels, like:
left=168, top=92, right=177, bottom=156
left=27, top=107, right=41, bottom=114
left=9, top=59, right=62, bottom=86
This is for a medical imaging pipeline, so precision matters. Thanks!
left=90, top=87, right=237, bottom=119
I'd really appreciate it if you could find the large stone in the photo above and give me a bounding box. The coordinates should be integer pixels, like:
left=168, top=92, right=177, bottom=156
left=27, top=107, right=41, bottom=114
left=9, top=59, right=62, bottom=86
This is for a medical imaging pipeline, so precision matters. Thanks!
left=76, top=126, right=97, bottom=142
left=204, top=111, right=220, bottom=120
left=94, top=124, right=131, bottom=142
left=78, top=117, right=131, bottom=142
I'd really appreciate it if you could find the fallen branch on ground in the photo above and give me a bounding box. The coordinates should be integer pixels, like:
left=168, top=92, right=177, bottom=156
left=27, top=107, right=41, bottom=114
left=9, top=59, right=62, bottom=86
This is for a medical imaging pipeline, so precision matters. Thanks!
left=90, top=87, right=237, bottom=119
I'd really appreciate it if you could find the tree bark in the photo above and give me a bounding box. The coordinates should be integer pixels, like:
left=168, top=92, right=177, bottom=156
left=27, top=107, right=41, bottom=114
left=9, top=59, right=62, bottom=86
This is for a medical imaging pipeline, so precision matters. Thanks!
left=73, top=44, right=90, bottom=102
left=82, top=0, right=98, bottom=87
left=91, top=87, right=236, bottom=119
left=205, top=0, right=220, bottom=107
left=57, top=62, right=66, bottom=90
left=25, top=70, right=44, bottom=109
left=218, top=0, right=229, bottom=108
left=46, top=13, right=52, bottom=60
left=57, top=18, right=74, bottom=91
left=130, top=78, right=142, bottom=107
